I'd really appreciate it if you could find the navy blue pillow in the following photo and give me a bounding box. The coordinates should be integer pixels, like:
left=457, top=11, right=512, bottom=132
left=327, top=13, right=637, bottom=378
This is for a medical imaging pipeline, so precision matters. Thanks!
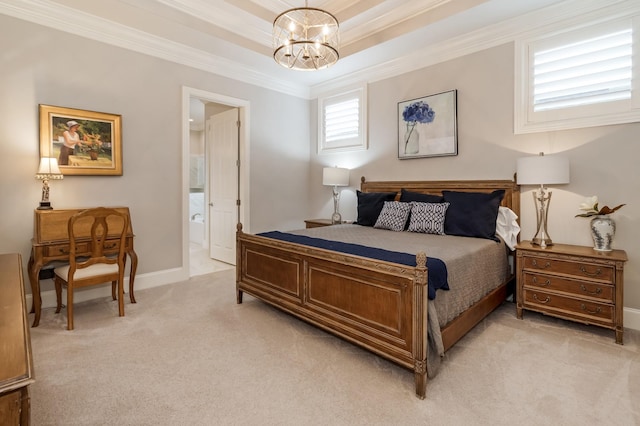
left=356, top=191, right=397, bottom=226
left=399, top=189, right=443, bottom=203
left=442, top=190, right=505, bottom=241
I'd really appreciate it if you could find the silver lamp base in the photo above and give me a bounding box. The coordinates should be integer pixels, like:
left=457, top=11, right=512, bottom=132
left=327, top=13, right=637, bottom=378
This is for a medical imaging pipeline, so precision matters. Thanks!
left=331, top=187, right=342, bottom=224
left=531, top=187, right=553, bottom=248
left=331, top=211, right=342, bottom=224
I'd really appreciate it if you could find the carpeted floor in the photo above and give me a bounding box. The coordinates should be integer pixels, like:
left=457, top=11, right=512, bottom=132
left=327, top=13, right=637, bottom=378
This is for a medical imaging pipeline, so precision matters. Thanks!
left=29, top=269, right=640, bottom=425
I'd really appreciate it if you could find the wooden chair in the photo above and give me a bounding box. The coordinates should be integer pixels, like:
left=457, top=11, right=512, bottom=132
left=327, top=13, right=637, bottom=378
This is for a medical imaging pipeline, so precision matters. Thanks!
left=54, top=207, right=129, bottom=330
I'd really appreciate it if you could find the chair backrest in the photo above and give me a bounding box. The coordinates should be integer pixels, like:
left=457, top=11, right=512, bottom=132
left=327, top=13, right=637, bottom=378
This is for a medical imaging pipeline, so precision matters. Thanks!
left=67, top=207, right=129, bottom=275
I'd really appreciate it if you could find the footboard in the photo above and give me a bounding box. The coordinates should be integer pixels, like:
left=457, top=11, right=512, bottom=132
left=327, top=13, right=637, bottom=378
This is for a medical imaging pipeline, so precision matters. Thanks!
left=235, top=225, right=429, bottom=398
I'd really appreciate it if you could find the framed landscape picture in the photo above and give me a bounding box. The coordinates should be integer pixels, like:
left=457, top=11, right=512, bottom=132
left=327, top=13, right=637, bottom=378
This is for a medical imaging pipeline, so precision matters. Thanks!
left=39, top=104, right=123, bottom=175
left=398, top=90, right=457, bottom=159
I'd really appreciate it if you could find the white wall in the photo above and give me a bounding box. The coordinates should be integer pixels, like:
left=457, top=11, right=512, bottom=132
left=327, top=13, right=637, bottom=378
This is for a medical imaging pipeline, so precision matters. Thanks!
left=0, top=14, right=310, bottom=295
left=310, top=43, right=640, bottom=315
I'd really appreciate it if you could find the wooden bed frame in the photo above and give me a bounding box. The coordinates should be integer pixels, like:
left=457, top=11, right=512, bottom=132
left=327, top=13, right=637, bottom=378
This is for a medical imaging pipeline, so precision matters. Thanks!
left=236, top=178, right=520, bottom=398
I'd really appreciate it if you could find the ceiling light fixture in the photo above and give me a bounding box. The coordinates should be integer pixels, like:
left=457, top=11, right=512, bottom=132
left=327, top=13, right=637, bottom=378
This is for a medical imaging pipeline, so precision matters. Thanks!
left=273, top=1, right=339, bottom=71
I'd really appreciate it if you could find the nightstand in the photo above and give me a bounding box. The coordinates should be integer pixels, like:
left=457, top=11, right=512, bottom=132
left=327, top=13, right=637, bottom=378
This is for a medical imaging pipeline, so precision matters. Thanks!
left=516, top=241, right=627, bottom=344
left=304, top=219, right=334, bottom=228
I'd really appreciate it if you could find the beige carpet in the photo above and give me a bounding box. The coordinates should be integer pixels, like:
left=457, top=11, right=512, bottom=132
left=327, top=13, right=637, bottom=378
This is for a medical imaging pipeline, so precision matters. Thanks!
left=29, top=269, right=640, bottom=425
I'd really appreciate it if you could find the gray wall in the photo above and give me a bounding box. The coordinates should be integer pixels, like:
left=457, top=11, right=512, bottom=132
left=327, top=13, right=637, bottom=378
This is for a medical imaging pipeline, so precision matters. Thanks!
left=0, top=14, right=310, bottom=294
left=310, top=44, right=640, bottom=313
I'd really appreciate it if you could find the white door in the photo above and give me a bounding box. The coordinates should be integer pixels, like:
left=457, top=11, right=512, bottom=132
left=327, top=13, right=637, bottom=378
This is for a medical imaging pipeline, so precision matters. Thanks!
left=208, top=108, right=238, bottom=265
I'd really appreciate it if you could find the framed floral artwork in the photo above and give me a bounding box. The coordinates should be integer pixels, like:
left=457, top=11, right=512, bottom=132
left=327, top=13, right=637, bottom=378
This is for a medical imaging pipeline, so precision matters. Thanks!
left=398, top=90, right=457, bottom=159
left=39, top=104, right=123, bottom=175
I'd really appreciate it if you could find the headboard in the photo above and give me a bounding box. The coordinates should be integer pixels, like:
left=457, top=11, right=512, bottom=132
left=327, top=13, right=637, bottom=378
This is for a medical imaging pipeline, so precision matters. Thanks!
left=359, top=176, right=521, bottom=220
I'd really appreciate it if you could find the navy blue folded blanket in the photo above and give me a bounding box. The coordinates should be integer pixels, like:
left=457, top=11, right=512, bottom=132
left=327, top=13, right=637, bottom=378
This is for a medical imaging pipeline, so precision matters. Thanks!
left=258, top=231, right=449, bottom=300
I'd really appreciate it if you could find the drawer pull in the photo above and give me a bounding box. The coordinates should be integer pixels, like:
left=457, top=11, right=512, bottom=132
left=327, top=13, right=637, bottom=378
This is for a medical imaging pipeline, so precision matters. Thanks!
left=580, top=304, right=601, bottom=315
left=580, top=285, right=602, bottom=296
left=579, top=266, right=602, bottom=277
left=533, top=294, right=550, bottom=304
left=105, top=243, right=118, bottom=250
left=531, top=276, right=550, bottom=287
left=531, top=259, right=551, bottom=269
left=57, top=248, right=69, bottom=254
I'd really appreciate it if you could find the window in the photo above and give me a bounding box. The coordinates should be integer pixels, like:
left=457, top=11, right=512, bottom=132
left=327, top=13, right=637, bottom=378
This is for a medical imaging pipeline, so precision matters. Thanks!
left=515, top=14, right=640, bottom=133
left=318, top=84, right=367, bottom=153
left=533, top=29, right=632, bottom=112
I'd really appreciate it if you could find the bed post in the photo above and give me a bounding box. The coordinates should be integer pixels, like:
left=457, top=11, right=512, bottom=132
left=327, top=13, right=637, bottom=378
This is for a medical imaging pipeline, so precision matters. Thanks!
left=236, top=223, right=243, bottom=304
left=413, top=251, right=428, bottom=399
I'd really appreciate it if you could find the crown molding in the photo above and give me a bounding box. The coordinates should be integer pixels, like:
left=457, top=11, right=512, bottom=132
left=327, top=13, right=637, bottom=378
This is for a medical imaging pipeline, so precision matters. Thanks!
left=309, top=0, right=633, bottom=97
left=1, top=0, right=633, bottom=100
left=0, top=0, right=311, bottom=98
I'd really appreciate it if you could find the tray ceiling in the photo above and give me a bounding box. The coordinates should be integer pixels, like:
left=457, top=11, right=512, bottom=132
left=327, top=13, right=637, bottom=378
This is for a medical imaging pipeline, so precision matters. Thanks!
left=1, top=0, right=594, bottom=96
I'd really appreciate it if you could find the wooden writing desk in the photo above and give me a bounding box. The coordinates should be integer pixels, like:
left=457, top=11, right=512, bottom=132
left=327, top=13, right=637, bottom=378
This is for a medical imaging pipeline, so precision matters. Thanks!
left=27, top=207, right=137, bottom=327
left=0, top=253, right=34, bottom=424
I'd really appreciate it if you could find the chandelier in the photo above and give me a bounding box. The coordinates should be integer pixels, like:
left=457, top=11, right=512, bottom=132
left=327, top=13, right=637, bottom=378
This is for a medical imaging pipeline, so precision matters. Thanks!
left=273, top=2, right=339, bottom=71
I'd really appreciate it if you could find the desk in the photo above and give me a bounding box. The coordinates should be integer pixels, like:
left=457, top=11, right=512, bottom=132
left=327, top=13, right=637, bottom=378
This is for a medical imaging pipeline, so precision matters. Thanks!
left=27, top=207, right=137, bottom=328
left=0, top=253, right=34, bottom=424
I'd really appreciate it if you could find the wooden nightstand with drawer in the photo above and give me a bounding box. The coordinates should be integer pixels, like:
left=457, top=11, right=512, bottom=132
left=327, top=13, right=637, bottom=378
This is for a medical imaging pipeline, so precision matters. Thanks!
left=304, top=219, right=335, bottom=228
left=516, top=241, right=627, bottom=344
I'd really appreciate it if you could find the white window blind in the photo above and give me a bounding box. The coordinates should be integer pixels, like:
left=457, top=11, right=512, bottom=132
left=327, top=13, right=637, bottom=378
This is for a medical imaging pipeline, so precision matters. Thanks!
left=318, top=85, right=367, bottom=153
left=324, top=97, right=359, bottom=142
left=533, top=29, right=632, bottom=112
left=514, top=9, right=640, bottom=134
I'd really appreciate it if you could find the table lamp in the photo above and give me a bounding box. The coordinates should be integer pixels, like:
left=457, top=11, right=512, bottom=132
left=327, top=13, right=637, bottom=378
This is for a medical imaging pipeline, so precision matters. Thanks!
left=516, top=152, right=570, bottom=247
left=35, top=157, right=63, bottom=210
left=323, top=166, right=350, bottom=224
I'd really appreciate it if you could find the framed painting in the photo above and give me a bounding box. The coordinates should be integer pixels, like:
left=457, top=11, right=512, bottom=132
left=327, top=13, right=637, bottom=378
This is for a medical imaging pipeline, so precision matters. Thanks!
left=39, top=104, right=123, bottom=175
left=398, top=90, right=457, bottom=159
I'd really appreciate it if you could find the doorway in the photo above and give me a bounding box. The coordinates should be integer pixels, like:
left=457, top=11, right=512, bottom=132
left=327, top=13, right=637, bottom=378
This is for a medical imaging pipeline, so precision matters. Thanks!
left=182, top=87, right=250, bottom=278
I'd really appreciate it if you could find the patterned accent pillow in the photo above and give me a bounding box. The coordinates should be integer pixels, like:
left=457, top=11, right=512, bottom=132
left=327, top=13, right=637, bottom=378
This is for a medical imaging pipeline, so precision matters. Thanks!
left=407, top=202, right=450, bottom=235
left=373, top=201, right=412, bottom=232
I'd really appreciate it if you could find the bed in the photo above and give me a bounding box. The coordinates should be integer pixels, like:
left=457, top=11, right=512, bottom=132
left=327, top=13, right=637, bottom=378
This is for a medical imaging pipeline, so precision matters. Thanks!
left=236, top=178, right=520, bottom=398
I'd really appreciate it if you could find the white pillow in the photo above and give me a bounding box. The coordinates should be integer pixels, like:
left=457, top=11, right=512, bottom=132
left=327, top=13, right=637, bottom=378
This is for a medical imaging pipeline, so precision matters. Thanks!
left=374, top=201, right=412, bottom=232
left=496, top=206, right=520, bottom=250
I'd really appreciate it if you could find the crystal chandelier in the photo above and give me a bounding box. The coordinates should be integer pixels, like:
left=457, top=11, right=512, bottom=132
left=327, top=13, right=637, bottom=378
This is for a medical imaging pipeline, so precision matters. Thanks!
left=273, top=2, right=339, bottom=71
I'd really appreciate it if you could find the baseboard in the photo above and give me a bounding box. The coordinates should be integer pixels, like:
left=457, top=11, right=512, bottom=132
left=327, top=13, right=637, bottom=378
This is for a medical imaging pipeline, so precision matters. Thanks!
left=624, top=307, right=640, bottom=332
left=25, top=267, right=188, bottom=310
left=24, top=268, right=640, bottom=333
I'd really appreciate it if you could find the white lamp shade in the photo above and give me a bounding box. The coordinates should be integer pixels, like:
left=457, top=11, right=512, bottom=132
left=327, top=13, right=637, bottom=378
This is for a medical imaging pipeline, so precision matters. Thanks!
left=322, top=167, right=349, bottom=186
left=36, top=157, right=63, bottom=179
left=516, top=154, right=569, bottom=185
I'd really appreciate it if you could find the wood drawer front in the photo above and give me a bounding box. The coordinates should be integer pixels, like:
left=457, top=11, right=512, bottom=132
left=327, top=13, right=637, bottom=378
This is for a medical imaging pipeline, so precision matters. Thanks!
left=0, top=391, right=23, bottom=425
left=44, top=242, right=89, bottom=257
left=101, top=240, right=122, bottom=252
left=43, top=240, right=122, bottom=257
left=522, top=256, right=614, bottom=283
left=522, top=272, right=614, bottom=302
left=523, top=289, right=613, bottom=324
